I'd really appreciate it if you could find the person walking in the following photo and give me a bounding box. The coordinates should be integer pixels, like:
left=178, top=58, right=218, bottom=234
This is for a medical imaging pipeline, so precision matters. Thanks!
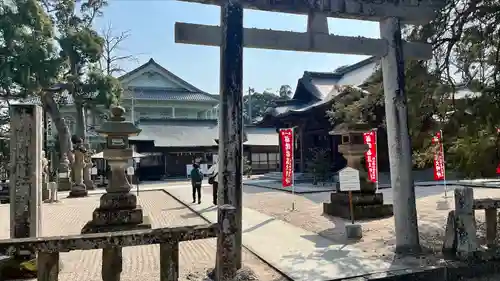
left=190, top=163, right=204, bottom=204
left=207, top=160, right=218, bottom=205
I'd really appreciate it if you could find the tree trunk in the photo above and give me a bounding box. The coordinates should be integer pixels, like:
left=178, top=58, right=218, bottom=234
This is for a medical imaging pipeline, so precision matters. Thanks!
left=74, top=99, right=86, bottom=140
left=41, top=92, right=74, bottom=164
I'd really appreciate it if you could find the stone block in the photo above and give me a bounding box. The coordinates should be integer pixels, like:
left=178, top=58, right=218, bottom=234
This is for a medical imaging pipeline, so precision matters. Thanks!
left=442, top=210, right=457, bottom=255
left=474, top=198, right=500, bottom=210
left=323, top=202, right=393, bottom=220
left=345, top=224, right=363, bottom=240
left=455, top=213, right=478, bottom=259
left=91, top=206, right=144, bottom=226
left=42, top=183, right=49, bottom=201
left=58, top=179, right=71, bottom=191
left=81, top=215, right=151, bottom=234
left=436, top=199, right=451, bottom=211
left=68, top=187, right=88, bottom=198
left=330, top=191, right=384, bottom=205
left=99, top=192, right=137, bottom=210
left=455, top=187, right=474, bottom=215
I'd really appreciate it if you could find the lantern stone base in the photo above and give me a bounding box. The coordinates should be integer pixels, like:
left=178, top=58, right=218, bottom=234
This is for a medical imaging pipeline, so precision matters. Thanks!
left=58, top=178, right=71, bottom=191
left=68, top=184, right=88, bottom=198
left=81, top=192, right=151, bottom=234
left=323, top=191, right=393, bottom=220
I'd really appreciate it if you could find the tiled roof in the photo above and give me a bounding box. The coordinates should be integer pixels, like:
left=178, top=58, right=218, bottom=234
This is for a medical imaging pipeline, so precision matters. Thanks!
left=130, top=119, right=277, bottom=147
left=124, top=88, right=217, bottom=102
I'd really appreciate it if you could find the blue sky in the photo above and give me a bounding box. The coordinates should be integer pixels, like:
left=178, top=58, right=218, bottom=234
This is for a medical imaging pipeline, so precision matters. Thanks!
left=94, top=0, right=380, bottom=95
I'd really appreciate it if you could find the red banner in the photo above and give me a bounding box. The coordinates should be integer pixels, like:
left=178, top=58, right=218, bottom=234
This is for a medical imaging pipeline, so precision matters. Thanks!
left=363, top=130, right=377, bottom=183
left=280, top=128, right=294, bottom=187
left=432, top=131, right=445, bottom=181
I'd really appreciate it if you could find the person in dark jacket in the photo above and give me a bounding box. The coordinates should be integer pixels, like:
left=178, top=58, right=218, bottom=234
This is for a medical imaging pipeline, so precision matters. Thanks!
left=190, top=163, right=204, bottom=204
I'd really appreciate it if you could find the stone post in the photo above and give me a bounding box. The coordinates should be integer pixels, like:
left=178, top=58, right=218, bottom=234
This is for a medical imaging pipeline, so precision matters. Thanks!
left=58, top=153, right=71, bottom=191
left=83, top=148, right=95, bottom=190
left=219, top=0, right=244, bottom=269
left=69, top=138, right=88, bottom=197
left=379, top=17, right=420, bottom=253
left=454, top=187, right=478, bottom=259
left=9, top=104, right=42, bottom=258
left=216, top=205, right=238, bottom=281
left=41, top=150, right=49, bottom=201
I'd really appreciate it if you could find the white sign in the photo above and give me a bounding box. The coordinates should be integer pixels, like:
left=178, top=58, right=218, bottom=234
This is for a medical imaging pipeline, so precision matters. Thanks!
left=200, top=164, right=208, bottom=174
left=91, top=167, right=98, bottom=175
left=126, top=167, right=135, bottom=175
left=186, top=164, right=193, bottom=178
left=338, top=167, right=360, bottom=192
left=58, top=172, right=68, bottom=179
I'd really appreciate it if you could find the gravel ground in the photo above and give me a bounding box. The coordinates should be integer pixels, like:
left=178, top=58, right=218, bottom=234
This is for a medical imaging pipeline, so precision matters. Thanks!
left=240, top=185, right=500, bottom=267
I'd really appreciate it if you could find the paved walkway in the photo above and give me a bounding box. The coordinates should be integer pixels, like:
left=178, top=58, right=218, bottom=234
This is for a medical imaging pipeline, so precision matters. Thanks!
left=0, top=191, right=237, bottom=281
left=165, top=185, right=406, bottom=281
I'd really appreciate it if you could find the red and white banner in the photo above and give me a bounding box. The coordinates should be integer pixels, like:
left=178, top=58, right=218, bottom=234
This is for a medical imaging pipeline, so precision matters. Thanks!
left=432, top=131, right=445, bottom=181
left=363, top=130, right=378, bottom=183
left=279, top=128, right=294, bottom=188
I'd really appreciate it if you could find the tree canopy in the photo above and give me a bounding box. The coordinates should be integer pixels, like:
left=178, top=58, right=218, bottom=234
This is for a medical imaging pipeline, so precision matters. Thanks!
left=328, top=0, right=500, bottom=177
left=0, top=0, right=124, bottom=162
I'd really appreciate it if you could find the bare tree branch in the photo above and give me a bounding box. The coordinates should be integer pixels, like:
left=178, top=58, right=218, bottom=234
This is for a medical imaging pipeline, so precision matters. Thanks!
left=99, top=23, right=138, bottom=76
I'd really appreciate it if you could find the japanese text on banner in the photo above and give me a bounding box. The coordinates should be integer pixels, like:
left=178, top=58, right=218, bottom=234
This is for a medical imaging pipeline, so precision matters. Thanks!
left=432, top=131, right=445, bottom=181
left=363, top=130, right=377, bottom=183
left=279, top=128, right=294, bottom=188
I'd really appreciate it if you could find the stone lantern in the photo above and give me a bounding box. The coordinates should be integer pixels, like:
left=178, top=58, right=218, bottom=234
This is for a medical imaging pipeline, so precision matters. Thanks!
left=323, top=122, right=393, bottom=220
left=334, top=122, right=375, bottom=193
left=81, top=106, right=151, bottom=233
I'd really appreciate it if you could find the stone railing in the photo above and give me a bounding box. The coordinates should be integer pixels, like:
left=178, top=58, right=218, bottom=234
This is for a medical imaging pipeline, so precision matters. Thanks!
left=0, top=223, right=219, bottom=281
left=443, top=186, right=500, bottom=260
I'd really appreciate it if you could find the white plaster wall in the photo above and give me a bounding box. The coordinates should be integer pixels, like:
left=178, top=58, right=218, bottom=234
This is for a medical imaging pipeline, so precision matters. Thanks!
left=337, top=61, right=379, bottom=86
left=126, top=72, right=179, bottom=88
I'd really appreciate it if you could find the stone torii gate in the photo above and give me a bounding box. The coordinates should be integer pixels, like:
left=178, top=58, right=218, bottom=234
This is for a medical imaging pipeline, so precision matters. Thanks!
left=174, top=0, right=445, bottom=265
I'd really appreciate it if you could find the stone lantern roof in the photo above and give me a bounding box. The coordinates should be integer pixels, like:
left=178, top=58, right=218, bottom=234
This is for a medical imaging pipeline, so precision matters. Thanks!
left=96, top=106, right=141, bottom=137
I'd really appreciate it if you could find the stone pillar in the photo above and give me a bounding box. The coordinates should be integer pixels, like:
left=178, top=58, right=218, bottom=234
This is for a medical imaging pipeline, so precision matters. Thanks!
left=379, top=17, right=420, bottom=253
left=454, top=187, right=478, bottom=259
left=216, top=205, right=237, bottom=281
left=219, top=0, right=244, bottom=269
left=9, top=104, right=42, bottom=257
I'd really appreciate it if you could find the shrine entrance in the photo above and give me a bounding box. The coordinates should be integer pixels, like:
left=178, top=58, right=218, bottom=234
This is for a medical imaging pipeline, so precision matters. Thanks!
left=173, top=0, right=445, bottom=258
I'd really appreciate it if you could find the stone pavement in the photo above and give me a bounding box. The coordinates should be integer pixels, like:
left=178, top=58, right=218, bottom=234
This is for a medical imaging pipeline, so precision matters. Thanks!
left=165, top=185, right=407, bottom=281
left=0, top=191, right=220, bottom=281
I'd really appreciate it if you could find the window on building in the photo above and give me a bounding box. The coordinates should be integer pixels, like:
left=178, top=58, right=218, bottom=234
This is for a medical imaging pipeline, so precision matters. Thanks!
left=251, top=152, right=279, bottom=170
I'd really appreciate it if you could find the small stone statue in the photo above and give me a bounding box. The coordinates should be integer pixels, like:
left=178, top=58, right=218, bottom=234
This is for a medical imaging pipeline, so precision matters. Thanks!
left=41, top=151, right=49, bottom=200
left=68, top=135, right=88, bottom=197
left=83, top=148, right=96, bottom=190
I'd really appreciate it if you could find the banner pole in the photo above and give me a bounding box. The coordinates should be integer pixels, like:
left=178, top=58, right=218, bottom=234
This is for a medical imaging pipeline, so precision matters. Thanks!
left=374, top=128, right=379, bottom=192
left=440, top=129, right=448, bottom=198
left=291, top=127, right=296, bottom=211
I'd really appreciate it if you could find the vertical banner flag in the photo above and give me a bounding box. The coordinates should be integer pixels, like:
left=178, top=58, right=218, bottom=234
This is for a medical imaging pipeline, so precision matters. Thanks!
left=497, top=128, right=500, bottom=175
left=363, top=130, right=377, bottom=183
left=280, top=128, right=294, bottom=188
left=432, top=131, right=445, bottom=181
